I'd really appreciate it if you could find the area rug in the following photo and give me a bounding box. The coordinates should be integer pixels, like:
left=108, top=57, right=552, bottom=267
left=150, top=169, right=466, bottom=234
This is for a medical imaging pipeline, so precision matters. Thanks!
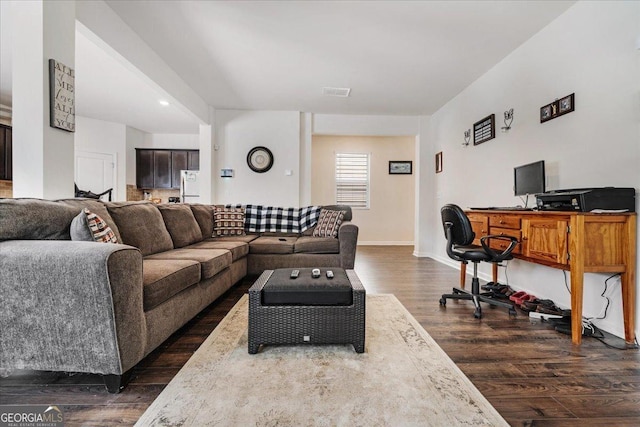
left=135, top=294, right=507, bottom=426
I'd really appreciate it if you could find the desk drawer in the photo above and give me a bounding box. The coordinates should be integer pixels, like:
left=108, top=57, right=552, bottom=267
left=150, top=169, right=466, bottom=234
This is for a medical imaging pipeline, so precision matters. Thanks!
left=489, top=215, right=521, bottom=229
left=488, top=227, right=521, bottom=254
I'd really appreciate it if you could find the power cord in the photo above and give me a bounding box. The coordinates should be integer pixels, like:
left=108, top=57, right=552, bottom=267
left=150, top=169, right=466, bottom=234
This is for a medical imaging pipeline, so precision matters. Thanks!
left=559, top=272, right=636, bottom=350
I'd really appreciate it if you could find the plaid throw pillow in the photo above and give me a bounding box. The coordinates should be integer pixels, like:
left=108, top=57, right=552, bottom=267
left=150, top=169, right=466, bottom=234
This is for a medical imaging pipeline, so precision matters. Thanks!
left=312, top=209, right=346, bottom=238
left=214, top=206, right=246, bottom=237
left=85, top=208, right=118, bottom=243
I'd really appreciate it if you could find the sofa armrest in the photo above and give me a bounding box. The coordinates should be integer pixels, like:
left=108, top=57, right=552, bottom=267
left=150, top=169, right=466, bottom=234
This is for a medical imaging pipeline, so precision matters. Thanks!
left=0, top=240, right=146, bottom=376
left=338, top=221, right=359, bottom=269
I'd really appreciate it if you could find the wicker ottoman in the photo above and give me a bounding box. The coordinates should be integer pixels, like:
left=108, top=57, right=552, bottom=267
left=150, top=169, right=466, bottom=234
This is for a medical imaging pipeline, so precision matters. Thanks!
left=248, top=268, right=366, bottom=354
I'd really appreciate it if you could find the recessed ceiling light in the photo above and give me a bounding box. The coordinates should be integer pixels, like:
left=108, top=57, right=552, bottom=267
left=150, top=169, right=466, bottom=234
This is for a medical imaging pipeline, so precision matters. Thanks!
left=159, top=100, right=170, bottom=106
left=322, top=87, right=351, bottom=97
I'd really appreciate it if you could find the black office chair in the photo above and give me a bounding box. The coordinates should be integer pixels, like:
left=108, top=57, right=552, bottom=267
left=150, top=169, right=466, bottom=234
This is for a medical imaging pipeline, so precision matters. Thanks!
left=75, top=183, right=113, bottom=202
left=439, top=204, right=518, bottom=318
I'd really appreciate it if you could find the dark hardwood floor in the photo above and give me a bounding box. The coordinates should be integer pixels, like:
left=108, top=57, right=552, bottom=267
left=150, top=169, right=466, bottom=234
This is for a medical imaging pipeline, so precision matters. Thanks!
left=1, top=246, right=638, bottom=426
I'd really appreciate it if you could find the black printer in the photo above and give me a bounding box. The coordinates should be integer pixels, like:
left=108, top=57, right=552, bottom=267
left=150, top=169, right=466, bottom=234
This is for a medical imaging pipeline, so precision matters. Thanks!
left=535, top=187, right=636, bottom=212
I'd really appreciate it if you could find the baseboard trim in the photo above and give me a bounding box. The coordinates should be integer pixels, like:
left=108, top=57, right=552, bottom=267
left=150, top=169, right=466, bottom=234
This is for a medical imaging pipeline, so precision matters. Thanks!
left=357, top=241, right=414, bottom=246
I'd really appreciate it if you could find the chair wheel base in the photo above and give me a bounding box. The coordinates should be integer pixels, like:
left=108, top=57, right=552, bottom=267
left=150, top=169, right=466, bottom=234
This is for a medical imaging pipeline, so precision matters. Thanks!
left=439, top=297, right=446, bottom=306
left=474, top=309, right=482, bottom=319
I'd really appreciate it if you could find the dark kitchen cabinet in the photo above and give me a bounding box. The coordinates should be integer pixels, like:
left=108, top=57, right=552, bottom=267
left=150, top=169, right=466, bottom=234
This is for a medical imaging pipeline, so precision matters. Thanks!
left=136, top=149, right=154, bottom=189
left=0, top=124, right=12, bottom=181
left=171, top=151, right=188, bottom=189
left=188, top=150, right=199, bottom=170
left=135, top=148, right=199, bottom=189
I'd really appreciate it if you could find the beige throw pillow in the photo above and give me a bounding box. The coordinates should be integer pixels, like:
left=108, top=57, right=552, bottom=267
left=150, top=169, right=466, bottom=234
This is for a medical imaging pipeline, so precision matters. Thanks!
left=312, top=209, right=345, bottom=238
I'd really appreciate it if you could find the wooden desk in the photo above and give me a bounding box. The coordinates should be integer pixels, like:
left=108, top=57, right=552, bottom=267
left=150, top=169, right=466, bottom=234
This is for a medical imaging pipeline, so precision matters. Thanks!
left=465, top=209, right=637, bottom=345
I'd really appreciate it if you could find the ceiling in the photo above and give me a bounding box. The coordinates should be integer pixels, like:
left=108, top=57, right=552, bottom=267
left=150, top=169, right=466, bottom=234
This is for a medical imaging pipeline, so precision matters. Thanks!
left=1, top=1, right=576, bottom=134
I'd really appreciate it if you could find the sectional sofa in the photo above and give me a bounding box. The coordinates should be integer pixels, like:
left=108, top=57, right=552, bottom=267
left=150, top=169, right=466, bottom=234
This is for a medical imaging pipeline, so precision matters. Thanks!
left=0, top=198, right=358, bottom=392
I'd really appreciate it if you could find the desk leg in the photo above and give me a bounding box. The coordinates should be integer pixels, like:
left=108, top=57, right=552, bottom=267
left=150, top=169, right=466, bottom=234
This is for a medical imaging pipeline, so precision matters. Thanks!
left=622, top=216, right=637, bottom=344
left=569, top=216, right=585, bottom=345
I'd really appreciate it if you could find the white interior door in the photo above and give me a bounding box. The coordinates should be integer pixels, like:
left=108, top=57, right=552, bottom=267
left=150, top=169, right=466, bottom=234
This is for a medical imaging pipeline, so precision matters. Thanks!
left=75, top=151, right=116, bottom=200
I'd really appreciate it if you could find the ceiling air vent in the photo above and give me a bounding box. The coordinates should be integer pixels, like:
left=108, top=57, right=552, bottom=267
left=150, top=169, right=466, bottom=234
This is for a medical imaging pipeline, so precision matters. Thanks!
left=322, top=87, right=351, bottom=97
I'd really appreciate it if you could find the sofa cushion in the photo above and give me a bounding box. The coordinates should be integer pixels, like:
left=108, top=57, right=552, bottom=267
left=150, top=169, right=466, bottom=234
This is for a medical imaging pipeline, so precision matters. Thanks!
left=70, top=209, right=118, bottom=243
left=0, top=198, right=81, bottom=240
left=213, top=206, right=246, bottom=237
left=145, top=248, right=232, bottom=279
left=190, top=204, right=215, bottom=238
left=107, top=202, right=174, bottom=256
left=262, top=268, right=352, bottom=306
left=142, top=259, right=201, bottom=311
left=213, top=234, right=260, bottom=243
left=187, top=240, right=249, bottom=261
left=157, top=204, right=203, bottom=248
left=294, top=236, right=340, bottom=254
left=58, top=198, right=122, bottom=242
left=249, top=236, right=296, bottom=254
left=313, top=209, right=346, bottom=238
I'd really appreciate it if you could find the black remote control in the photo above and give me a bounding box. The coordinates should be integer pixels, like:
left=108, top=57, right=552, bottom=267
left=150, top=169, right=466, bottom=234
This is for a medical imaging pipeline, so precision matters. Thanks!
left=290, top=269, right=299, bottom=279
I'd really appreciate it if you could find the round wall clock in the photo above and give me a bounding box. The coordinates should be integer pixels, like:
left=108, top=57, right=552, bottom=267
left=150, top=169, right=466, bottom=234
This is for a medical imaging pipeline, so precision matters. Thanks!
left=246, top=146, right=274, bottom=173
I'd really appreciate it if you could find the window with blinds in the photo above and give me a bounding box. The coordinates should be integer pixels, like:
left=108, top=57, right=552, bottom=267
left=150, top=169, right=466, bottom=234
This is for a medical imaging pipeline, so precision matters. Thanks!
left=335, top=153, right=370, bottom=209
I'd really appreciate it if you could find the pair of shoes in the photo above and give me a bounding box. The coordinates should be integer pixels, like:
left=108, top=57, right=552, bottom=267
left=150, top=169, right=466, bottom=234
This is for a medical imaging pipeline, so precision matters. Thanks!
left=519, top=294, right=540, bottom=313
left=490, top=284, right=514, bottom=299
left=509, top=291, right=535, bottom=306
left=555, top=320, right=603, bottom=337
left=535, top=299, right=571, bottom=317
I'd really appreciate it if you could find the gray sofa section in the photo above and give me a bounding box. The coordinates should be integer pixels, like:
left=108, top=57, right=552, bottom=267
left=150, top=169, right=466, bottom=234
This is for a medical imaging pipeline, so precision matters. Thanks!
left=0, top=198, right=358, bottom=392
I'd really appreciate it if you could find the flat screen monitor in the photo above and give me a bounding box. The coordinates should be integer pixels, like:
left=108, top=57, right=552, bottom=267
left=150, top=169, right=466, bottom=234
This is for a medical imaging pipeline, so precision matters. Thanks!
left=514, top=160, right=545, bottom=196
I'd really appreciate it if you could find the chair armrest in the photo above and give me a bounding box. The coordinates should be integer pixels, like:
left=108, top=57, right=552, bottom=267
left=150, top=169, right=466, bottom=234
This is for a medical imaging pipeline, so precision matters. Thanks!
left=0, top=240, right=145, bottom=376
left=479, top=234, right=518, bottom=262
left=338, top=221, right=359, bottom=269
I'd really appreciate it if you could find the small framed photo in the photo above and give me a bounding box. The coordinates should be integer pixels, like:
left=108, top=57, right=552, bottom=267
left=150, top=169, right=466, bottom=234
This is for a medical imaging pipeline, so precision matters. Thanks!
left=389, top=161, right=412, bottom=175
left=435, top=152, right=443, bottom=174
left=558, top=93, right=574, bottom=114
left=540, top=105, right=553, bottom=123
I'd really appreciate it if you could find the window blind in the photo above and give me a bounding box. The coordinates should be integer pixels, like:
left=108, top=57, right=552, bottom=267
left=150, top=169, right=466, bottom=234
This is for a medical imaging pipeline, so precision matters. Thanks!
left=335, top=153, right=369, bottom=208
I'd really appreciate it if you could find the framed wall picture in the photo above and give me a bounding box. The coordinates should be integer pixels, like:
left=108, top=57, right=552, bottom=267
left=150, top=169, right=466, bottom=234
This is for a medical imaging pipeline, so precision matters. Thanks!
left=48, top=59, right=75, bottom=132
left=540, top=93, right=575, bottom=123
left=435, top=152, right=443, bottom=173
left=473, top=114, right=495, bottom=145
left=389, top=161, right=412, bottom=175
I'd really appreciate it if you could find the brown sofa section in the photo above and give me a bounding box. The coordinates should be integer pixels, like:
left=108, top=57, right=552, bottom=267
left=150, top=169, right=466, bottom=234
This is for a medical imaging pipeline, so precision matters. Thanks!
left=0, top=198, right=358, bottom=393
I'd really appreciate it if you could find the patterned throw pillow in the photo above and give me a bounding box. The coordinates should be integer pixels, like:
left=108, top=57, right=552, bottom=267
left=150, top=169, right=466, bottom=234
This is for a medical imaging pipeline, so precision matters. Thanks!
left=70, top=208, right=118, bottom=243
left=214, top=206, right=246, bottom=237
left=312, top=209, right=346, bottom=238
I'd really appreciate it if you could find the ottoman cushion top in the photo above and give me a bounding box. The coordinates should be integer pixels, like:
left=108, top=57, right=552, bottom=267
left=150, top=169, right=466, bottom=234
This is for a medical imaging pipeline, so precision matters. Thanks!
left=262, top=268, right=352, bottom=306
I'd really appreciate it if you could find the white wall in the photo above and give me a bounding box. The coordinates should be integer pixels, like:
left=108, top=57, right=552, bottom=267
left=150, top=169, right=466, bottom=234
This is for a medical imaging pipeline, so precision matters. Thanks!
left=214, top=110, right=301, bottom=206
left=125, top=125, right=146, bottom=185
left=139, top=133, right=199, bottom=149
left=312, top=135, right=416, bottom=244
left=426, top=1, right=640, bottom=338
left=75, top=116, right=127, bottom=201
left=11, top=0, right=76, bottom=199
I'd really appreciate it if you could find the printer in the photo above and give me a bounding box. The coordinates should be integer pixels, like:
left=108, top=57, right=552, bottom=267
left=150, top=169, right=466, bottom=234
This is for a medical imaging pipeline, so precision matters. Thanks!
left=536, top=187, right=636, bottom=212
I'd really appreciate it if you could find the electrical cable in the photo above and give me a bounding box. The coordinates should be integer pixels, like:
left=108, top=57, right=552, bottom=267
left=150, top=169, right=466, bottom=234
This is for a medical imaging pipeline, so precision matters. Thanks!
left=587, top=273, right=618, bottom=321
left=562, top=270, right=570, bottom=294
left=559, top=272, right=636, bottom=350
